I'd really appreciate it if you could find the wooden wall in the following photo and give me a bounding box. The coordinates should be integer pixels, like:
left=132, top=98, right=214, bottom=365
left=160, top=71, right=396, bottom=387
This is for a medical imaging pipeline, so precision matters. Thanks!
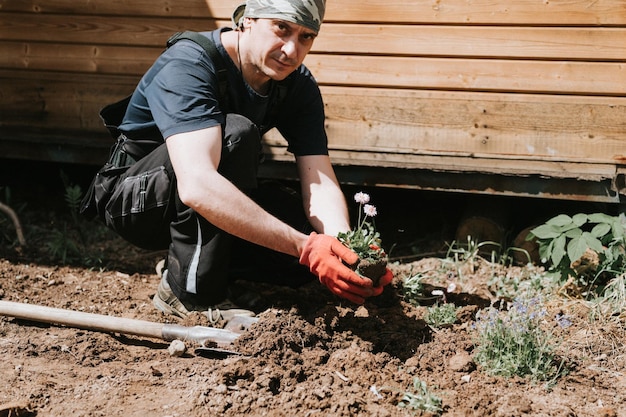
left=1, top=0, right=625, bottom=202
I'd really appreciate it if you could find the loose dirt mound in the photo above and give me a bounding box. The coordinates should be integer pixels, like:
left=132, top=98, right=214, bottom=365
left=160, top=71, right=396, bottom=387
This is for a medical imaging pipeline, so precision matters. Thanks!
left=1, top=258, right=624, bottom=416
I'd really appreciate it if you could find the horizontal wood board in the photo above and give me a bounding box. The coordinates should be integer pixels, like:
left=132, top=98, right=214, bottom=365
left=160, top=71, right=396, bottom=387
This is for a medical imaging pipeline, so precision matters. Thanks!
left=3, top=14, right=626, bottom=60
left=1, top=0, right=625, bottom=200
left=2, top=0, right=625, bottom=24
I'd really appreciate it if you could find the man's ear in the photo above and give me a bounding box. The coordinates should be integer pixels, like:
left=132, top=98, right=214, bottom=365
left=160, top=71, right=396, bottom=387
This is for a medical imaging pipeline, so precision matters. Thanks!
left=242, top=17, right=254, bottom=30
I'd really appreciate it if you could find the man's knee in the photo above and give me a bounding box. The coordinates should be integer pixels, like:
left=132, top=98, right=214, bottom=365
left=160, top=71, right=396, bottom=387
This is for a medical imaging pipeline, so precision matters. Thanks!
left=223, top=114, right=261, bottom=153
left=220, top=114, right=262, bottom=189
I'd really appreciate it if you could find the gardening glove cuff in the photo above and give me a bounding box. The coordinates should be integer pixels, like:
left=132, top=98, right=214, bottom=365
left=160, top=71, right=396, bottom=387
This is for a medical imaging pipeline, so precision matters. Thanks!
left=299, top=232, right=372, bottom=304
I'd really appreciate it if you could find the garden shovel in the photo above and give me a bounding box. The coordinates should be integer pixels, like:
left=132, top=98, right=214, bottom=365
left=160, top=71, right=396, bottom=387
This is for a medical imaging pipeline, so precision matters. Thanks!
left=0, top=300, right=257, bottom=350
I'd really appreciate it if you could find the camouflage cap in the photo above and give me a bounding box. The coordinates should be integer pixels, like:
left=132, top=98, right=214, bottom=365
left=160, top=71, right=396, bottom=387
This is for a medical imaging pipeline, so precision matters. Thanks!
left=232, top=0, right=326, bottom=33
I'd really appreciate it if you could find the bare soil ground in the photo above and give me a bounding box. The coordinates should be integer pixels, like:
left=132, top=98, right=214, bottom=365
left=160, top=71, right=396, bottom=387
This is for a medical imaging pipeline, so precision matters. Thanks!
left=1, top=161, right=625, bottom=417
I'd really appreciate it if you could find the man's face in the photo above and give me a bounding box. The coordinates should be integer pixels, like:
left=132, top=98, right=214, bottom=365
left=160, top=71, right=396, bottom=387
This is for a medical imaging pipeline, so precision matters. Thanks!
left=244, top=18, right=317, bottom=81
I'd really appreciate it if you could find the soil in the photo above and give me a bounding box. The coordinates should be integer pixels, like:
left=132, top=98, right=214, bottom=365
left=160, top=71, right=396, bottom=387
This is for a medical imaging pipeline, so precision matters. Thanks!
left=1, top=160, right=625, bottom=417
left=356, top=258, right=388, bottom=286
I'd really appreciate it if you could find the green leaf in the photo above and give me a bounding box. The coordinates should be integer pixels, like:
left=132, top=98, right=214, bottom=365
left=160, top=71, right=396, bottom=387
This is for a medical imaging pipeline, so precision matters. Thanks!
left=582, top=232, right=604, bottom=252
left=564, top=228, right=582, bottom=239
left=611, top=220, right=625, bottom=240
left=588, top=213, right=614, bottom=224
left=537, top=240, right=551, bottom=263
left=590, top=223, right=611, bottom=239
left=567, top=236, right=588, bottom=263
left=555, top=222, right=583, bottom=234
left=530, top=224, right=560, bottom=239
left=551, top=234, right=566, bottom=266
left=547, top=214, right=573, bottom=227
left=572, top=213, right=588, bottom=227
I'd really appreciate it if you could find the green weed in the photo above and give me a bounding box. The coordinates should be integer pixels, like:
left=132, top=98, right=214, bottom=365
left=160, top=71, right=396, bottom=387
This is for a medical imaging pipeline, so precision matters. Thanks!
left=529, top=213, right=626, bottom=291
left=397, top=377, right=443, bottom=415
left=47, top=224, right=81, bottom=264
left=64, top=183, right=83, bottom=227
left=446, top=236, right=500, bottom=267
left=487, top=270, right=558, bottom=302
left=402, top=271, right=435, bottom=306
left=473, top=296, right=566, bottom=383
left=424, top=303, right=458, bottom=328
left=44, top=172, right=105, bottom=267
left=440, top=236, right=521, bottom=283
left=591, top=273, right=626, bottom=321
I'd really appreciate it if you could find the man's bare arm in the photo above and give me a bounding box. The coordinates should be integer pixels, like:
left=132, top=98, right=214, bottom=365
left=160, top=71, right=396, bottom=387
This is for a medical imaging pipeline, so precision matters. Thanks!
left=166, top=127, right=308, bottom=257
left=296, top=154, right=351, bottom=237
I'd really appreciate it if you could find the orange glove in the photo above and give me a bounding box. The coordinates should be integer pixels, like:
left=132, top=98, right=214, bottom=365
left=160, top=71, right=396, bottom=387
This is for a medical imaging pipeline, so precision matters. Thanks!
left=299, top=232, right=373, bottom=304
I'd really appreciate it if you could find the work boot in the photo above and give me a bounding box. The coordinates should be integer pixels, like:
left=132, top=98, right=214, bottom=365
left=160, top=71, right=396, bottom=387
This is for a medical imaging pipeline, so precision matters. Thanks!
left=152, top=271, right=255, bottom=323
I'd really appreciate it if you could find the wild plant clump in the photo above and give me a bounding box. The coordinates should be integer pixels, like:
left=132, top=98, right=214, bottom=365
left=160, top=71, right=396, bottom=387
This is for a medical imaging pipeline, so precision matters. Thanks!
left=529, top=213, right=626, bottom=290
left=472, top=296, right=568, bottom=382
left=397, top=377, right=443, bottom=415
left=402, top=272, right=426, bottom=305
left=424, top=302, right=458, bottom=328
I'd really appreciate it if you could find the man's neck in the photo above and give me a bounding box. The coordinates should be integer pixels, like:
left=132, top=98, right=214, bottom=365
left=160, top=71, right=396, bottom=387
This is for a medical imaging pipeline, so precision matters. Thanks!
left=222, top=30, right=271, bottom=95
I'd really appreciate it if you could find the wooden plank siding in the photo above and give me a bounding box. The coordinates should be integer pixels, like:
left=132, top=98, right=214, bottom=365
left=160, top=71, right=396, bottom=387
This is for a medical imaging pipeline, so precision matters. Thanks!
left=1, top=0, right=625, bottom=202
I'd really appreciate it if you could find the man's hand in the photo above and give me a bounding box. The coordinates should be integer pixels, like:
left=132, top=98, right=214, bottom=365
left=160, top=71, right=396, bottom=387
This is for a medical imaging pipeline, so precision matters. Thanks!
left=299, top=232, right=375, bottom=304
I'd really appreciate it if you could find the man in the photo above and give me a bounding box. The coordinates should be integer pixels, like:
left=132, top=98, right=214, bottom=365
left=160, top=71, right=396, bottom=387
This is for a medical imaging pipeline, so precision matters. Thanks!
left=86, top=0, right=393, bottom=322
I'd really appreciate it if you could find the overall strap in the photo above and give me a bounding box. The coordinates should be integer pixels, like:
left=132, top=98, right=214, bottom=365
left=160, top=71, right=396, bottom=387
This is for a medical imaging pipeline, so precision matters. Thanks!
left=166, top=31, right=229, bottom=106
left=166, top=30, right=291, bottom=132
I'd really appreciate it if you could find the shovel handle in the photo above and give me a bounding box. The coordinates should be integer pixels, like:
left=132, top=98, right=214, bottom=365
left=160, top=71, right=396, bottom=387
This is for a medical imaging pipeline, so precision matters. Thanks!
left=0, top=300, right=240, bottom=345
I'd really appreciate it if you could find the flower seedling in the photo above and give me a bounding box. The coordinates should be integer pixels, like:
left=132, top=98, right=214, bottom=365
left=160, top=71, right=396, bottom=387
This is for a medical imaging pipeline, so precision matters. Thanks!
left=337, top=192, right=388, bottom=285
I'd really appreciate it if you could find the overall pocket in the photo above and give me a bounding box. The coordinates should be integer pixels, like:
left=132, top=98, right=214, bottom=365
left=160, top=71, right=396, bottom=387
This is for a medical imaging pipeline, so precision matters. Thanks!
left=104, top=165, right=173, bottom=249
left=80, top=163, right=129, bottom=221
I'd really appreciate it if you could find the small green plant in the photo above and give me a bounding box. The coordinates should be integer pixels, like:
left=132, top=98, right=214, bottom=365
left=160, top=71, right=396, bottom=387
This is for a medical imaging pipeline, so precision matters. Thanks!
left=529, top=213, right=626, bottom=289
left=46, top=172, right=105, bottom=267
left=46, top=182, right=85, bottom=263
left=487, top=269, right=558, bottom=302
left=397, top=377, right=443, bottom=415
left=47, top=224, right=80, bottom=264
left=473, top=297, right=565, bottom=382
left=592, top=273, right=626, bottom=321
left=64, top=183, right=83, bottom=227
left=446, top=235, right=499, bottom=263
left=337, top=192, right=388, bottom=283
left=450, top=235, right=531, bottom=268
left=424, top=302, right=458, bottom=328
left=402, top=272, right=427, bottom=305
left=440, top=236, right=505, bottom=283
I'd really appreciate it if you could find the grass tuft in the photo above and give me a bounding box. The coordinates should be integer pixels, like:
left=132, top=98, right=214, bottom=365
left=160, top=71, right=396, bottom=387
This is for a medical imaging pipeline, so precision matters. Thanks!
left=397, top=377, right=443, bottom=415
left=424, top=303, right=458, bottom=329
